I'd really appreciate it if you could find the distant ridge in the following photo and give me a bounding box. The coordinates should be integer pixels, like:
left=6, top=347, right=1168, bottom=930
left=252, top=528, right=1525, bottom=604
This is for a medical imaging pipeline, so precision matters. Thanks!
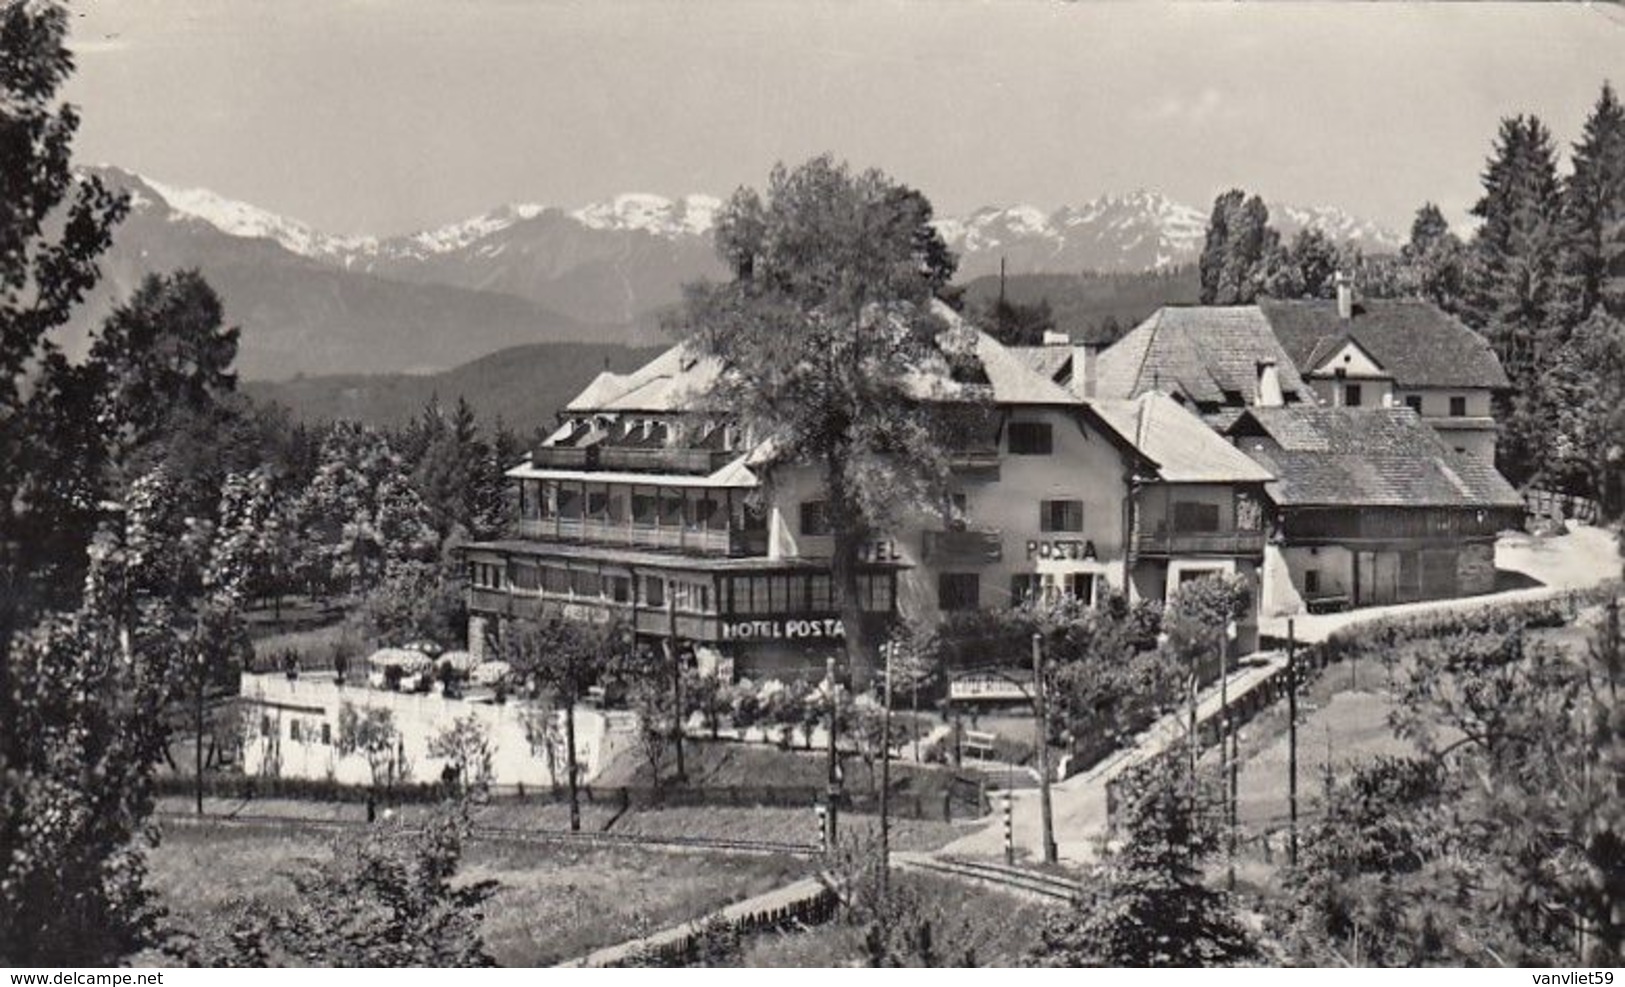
left=242, top=341, right=668, bottom=430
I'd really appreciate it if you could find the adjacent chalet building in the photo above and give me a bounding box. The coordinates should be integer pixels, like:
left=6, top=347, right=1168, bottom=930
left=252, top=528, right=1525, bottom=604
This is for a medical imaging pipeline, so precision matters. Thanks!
left=463, top=303, right=1271, bottom=680
left=1091, top=283, right=1509, bottom=460
left=1257, top=294, right=1508, bottom=461
left=1228, top=406, right=1524, bottom=614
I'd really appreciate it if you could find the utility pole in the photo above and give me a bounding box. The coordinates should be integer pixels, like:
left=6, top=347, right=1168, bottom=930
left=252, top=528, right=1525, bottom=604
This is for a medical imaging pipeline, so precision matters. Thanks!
left=1032, top=632, right=1057, bottom=865
left=825, top=654, right=840, bottom=850
left=880, top=642, right=894, bottom=897
left=664, top=590, right=685, bottom=782
left=1287, top=617, right=1299, bottom=868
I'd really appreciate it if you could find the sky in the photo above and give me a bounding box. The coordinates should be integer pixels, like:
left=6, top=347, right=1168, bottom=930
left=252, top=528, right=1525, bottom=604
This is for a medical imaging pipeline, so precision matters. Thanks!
left=63, top=0, right=1625, bottom=239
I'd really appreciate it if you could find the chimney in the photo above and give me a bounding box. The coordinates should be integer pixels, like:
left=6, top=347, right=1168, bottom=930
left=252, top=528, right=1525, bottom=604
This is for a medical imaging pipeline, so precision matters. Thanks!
left=1336, top=271, right=1354, bottom=320
left=1072, top=343, right=1099, bottom=399
left=1041, top=330, right=1070, bottom=346
left=1256, top=359, right=1284, bottom=407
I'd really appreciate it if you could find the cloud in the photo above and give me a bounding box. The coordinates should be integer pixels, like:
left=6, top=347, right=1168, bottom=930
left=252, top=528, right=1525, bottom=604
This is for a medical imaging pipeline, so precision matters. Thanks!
left=1143, top=87, right=1230, bottom=125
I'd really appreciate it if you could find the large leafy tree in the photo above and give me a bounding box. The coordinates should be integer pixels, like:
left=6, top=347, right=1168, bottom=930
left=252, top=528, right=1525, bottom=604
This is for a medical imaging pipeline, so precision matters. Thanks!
left=0, top=0, right=129, bottom=692
left=1399, top=202, right=1470, bottom=313
left=673, top=155, right=983, bottom=685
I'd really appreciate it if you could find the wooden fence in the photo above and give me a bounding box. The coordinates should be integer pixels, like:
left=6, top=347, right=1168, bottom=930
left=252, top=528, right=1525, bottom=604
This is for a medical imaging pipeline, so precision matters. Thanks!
left=1525, top=487, right=1602, bottom=524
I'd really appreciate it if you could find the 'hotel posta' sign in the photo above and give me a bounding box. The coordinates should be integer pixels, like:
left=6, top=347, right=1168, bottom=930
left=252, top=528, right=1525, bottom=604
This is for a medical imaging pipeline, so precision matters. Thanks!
left=722, top=617, right=845, bottom=641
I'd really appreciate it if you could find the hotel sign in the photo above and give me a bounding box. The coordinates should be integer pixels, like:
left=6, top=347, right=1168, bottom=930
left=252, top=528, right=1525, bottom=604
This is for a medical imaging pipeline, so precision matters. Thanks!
left=722, top=617, right=846, bottom=641
left=1025, top=538, right=1099, bottom=562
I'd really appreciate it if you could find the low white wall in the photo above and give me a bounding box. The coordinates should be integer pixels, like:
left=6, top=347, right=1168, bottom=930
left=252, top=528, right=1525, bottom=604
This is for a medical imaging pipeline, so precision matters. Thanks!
left=238, top=673, right=639, bottom=788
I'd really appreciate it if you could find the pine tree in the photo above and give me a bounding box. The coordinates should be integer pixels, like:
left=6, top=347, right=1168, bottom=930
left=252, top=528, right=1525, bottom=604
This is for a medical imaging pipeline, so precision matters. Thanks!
left=1559, top=82, right=1625, bottom=323
left=1469, top=115, right=1566, bottom=485
left=1401, top=203, right=1470, bottom=312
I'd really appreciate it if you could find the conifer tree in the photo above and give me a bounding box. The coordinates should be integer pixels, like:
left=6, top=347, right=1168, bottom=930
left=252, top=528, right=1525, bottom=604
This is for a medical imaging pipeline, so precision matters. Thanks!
left=1559, top=82, right=1625, bottom=323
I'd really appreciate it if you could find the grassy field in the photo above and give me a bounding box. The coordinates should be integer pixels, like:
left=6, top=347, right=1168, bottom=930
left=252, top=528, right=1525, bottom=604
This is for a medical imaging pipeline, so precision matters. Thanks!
left=735, top=870, right=1058, bottom=967
left=146, top=818, right=810, bottom=967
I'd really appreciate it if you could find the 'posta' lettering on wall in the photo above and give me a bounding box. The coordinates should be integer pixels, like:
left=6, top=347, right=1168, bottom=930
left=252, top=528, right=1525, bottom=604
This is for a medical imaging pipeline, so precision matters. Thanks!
left=722, top=618, right=845, bottom=641
left=1025, top=539, right=1098, bottom=561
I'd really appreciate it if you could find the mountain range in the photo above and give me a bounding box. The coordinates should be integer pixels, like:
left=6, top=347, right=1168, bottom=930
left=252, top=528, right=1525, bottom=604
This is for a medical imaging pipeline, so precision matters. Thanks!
left=69, top=166, right=1402, bottom=380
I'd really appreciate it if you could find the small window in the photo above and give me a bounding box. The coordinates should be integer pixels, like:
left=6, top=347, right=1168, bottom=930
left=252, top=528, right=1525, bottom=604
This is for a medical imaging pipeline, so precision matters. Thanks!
left=321, top=722, right=332, bottom=745
left=1010, top=574, right=1040, bottom=606
left=1039, top=499, right=1084, bottom=533
left=644, top=576, right=665, bottom=608
left=1449, top=396, right=1467, bottom=417
left=937, top=573, right=980, bottom=612
left=1007, top=421, right=1053, bottom=455
left=290, top=721, right=302, bottom=743
left=800, top=500, right=831, bottom=536
left=1345, top=383, right=1363, bottom=407
left=1304, top=570, right=1321, bottom=595
left=609, top=575, right=631, bottom=603
left=1404, top=395, right=1423, bottom=414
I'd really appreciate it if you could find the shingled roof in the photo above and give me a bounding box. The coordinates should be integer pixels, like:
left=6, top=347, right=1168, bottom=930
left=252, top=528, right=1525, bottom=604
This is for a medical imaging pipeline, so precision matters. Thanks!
left=1092, top=392, right=1274, bottom=484
left=1258, top=298, right=1510, bottom=390
left=1093, top=306, right=1310, bottom=407
left=564, top=300, right=1075, bottom=415
left=1227, top=406, right=1522, bottom=509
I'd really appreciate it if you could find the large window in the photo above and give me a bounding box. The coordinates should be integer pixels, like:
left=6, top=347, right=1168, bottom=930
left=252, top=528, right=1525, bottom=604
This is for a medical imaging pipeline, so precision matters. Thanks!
left=1449, top=395, right=1468, bottom=417
left=1067, top=573, right=1097, bottom=605
left=1010, top=574, right=1041, bottom=606
left=1344, top=383, right=1363, bottom=407
left=1171, top=501, right=1222, bottom=533
left=1007, top=421, right=1053, bottom=455
left=938, top=572, right=980, bottom=611
left=643, top=575, right=665, bottom=608
left=800, top=500, right=831, bottom=536
left=1039, top=499, right=1084, bottom=533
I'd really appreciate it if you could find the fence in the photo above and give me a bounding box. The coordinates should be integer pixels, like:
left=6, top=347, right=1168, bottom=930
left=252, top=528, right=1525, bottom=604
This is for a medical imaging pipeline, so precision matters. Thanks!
left=155, top=769, right=988, bottom=822
left=1525, top=487, right=1602, bottom=524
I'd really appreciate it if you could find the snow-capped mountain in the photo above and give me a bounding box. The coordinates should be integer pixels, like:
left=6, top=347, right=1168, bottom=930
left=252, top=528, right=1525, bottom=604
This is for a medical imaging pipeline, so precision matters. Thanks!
left=77, top=166, right=1407, bottom=377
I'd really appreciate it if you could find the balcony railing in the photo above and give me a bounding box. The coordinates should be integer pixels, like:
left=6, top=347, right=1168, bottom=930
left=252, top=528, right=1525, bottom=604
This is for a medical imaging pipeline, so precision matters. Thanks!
left=947, top=447, right=1001, bottom=480
left=518, top=516, right=742, bottom=555
left=1135, top=529, right=1266, bottom=556
left=528, top=445, right=738, bottom=475
left=921, top=528, right=1004, bottom=565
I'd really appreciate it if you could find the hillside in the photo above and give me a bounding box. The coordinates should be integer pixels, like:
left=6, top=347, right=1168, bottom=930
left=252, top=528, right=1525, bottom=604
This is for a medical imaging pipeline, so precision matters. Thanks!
left=243, top=342, right=667, bottom=430
left=959, top=267, right=1202, bottom=342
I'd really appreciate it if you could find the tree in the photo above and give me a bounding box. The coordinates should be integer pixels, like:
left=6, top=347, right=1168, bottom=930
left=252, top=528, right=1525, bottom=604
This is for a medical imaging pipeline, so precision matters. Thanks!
left=1400, top=203, right=1470, bottom=312
left=972, top=294, right=1055, bottom=347
left=0, top=0, right=129, bottom=686
left=1542, top=311, right=1625, bottom=514
left=337, top=704, right=407, bottom=791
left=1028, top=752, right=1257, bottom=966
left=503, top=617, right=630, bottom=829
left=1558, top=82, right=1625, bottom=323
left=428, top=715, right=494, bottom=794
left=1199, top=189, right=1278, bottom=305
left=672, top=155, right=986, bottom=686
left=1, top=471, right=186, bottom=964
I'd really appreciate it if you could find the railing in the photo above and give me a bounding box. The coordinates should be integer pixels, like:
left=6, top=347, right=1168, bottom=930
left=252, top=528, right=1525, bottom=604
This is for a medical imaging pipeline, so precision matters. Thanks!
left=948, top=447, right=1001, bottom=479
left=1134, top=529, right=1266, bottom=556
left=518, top=517, right=736, bottom=554
left=921, top=528, right=1004, bottom=565
left=529, top=445, right=737, bottom=475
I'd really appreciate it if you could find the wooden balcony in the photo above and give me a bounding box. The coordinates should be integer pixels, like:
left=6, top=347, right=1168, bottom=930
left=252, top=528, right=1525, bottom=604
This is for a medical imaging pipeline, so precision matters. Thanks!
left=921, top=528, right=1004, bottom=565
left=1135, top=529, right=1266, bottom=557
left=947, top=447, right=1001, bottom=481
left=529, top=445, right=737, bottom=475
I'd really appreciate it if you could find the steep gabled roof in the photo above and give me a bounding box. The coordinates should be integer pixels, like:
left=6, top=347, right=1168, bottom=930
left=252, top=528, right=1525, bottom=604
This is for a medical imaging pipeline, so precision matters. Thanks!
left=564, top=300, right=1077, bottom=415
left=1227, top=406, right=1522, bottom=509
left=1093, top=306, right=1309, bottom=406
left=1258, top=299, right=1510, bottom=390
left=1091, top=392, right=1274, bottom=484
